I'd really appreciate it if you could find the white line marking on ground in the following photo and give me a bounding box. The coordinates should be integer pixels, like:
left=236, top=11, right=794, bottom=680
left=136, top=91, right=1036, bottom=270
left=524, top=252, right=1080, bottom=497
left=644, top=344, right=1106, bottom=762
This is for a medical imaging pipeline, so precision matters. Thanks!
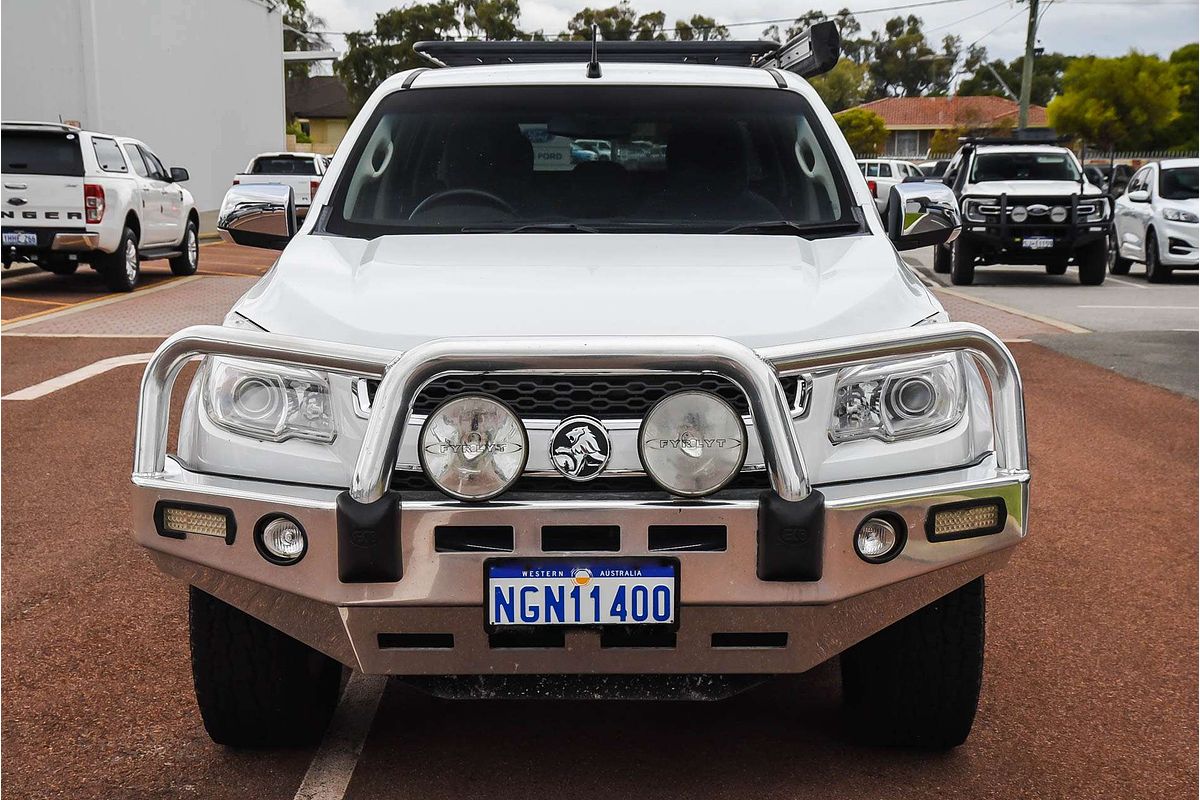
left=933, top=285, right=1091, bottom=334
left=1103, top=276, right=1148, bottom=290
left=293, top=673, right=387, bottom=800
left=1003, top=338, right=1032, bottom=343
left=1077, top=305, right=1199, bottom=310
left=1, top=275, right=201, bottom=330
left=2, top=352, right=152, bottom=400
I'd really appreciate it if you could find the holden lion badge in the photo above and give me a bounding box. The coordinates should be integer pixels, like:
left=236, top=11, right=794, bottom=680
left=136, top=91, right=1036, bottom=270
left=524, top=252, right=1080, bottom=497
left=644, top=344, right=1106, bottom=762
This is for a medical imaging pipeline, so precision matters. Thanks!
left=550, top=416, right=611, bottom=482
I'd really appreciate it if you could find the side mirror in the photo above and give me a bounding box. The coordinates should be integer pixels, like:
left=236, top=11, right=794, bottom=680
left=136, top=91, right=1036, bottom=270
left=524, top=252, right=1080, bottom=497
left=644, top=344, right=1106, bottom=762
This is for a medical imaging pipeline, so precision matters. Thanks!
left=886, top=181, right=961, bottom=252
left=1127, top=189, right=1151, bottom=203
left=169, top=166, right=190, bottom=183
left=217, top=184, right=296, bottom=251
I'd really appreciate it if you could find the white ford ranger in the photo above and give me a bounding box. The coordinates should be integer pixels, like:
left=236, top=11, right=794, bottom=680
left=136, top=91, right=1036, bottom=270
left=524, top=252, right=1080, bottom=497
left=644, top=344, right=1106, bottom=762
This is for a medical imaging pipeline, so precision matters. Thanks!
left=233, top=151, right=328, bottom=216
left=131, top=29, right=1029, bottom=751
left=1, top=122, right=199, bottom=290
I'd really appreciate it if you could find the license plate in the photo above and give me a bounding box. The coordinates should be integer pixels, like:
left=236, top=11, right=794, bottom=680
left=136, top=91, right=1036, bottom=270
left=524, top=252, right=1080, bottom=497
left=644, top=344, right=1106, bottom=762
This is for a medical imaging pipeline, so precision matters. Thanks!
left=487, top=558, right=678, bottom=627
left=2, top=232, right=37, bottom=246
left=1022, top=236, right=1055, bottom=250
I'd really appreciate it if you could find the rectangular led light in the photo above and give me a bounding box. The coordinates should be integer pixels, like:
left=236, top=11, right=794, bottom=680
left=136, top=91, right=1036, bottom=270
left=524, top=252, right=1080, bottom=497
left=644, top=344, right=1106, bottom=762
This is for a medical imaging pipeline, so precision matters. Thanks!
left=926, top=499, right=1006, bottom=541
left=155, top=502, right=236, bottom=543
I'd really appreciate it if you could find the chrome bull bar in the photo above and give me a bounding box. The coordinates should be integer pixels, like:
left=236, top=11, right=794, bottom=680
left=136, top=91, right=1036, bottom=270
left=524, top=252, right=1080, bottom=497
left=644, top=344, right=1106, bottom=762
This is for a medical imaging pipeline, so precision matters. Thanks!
left=133, top=322, right=1027, bottom=505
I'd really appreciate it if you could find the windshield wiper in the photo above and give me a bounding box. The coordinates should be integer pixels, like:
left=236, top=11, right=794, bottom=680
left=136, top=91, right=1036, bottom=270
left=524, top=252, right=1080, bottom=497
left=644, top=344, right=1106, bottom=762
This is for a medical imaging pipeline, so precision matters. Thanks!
left=462, top=222, right=600, bottom=233
left=720, top=220, right=861, bottom=236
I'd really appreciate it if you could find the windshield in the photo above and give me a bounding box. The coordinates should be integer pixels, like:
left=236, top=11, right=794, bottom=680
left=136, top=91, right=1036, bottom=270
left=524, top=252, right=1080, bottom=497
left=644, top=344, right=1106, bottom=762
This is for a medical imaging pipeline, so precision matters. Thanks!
left=325, top=85, right=854, bottom=236
left=251, top=155, right=317, bottom=175
left=1159, top=167, right=1199, bottom=200
left=2, top=130, right=84, bottom=176
left=970, top=151, right=1080, bottom=183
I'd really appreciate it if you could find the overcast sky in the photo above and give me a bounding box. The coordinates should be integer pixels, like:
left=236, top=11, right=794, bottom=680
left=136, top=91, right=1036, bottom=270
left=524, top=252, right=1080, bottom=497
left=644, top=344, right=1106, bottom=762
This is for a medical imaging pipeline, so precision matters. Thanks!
left=306, top=0, right=1198, bottom=63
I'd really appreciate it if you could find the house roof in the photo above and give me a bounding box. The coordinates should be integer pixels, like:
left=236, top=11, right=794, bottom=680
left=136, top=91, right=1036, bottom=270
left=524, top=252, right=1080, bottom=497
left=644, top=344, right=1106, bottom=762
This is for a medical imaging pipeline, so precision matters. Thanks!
left=285, top=76, right=354, bottom=119
left=848, top=96, right=1048, bottom=129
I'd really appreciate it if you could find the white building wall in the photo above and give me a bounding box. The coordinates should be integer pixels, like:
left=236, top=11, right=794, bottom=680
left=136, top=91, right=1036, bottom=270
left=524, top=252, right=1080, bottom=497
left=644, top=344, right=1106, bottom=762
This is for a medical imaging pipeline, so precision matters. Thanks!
left=2, top=0, right=285, bottom=215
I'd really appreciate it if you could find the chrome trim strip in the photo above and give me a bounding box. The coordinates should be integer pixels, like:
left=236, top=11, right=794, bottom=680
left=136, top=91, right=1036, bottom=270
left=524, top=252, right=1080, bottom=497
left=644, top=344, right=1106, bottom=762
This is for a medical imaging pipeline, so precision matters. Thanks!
left=134, top=323, right=1026, bottom=507
left=51, top=232, right=100, bottom=251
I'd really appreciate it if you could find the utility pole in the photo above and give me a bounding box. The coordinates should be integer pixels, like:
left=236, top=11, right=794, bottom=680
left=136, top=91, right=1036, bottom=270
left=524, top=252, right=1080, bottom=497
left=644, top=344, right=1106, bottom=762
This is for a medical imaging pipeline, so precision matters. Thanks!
left=1018, top=0, right=1039, bottom=134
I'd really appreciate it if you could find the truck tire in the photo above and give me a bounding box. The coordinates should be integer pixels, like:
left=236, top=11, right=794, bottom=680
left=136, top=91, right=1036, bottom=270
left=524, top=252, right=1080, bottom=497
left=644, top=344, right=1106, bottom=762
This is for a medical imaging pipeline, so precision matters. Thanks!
left=841, top=577, right=984, bottom=750
left=1144, top=230, right=1171, bottom=283
left=169, top=218, right=200, bottom=276
left=189, top=586, right=343, bottom=747
left=1108, top=233, right=1132, bottom=275
left=1044, top=258, right=1068, bottom=275
left=98, top=226, right=140, bottom=292
left=42, top=258, right=79, bottom=276
left=933, top=243, right=951, bottom=274
left=950, top=238, right=976, bottom=286
left=1077, top=238, right=1107, bottom=285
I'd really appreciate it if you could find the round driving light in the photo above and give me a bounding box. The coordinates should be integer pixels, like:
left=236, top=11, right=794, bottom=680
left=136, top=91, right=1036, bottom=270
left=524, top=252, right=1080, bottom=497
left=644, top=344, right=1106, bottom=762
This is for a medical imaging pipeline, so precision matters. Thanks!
left=232, top=376, right=282, bottom=421
left=1050, top=205, right=1068, bottom=223
left=1010, top=205, right=1028, bottom=223
left=419, top=395, right=528, bottom=501
left=855, top=516, right=904, bottom=563
left=889, top=376, right=936, bottom=418
left=256, top=515, right=307, bottom=564
left=639, top=390, right=747, bottom=497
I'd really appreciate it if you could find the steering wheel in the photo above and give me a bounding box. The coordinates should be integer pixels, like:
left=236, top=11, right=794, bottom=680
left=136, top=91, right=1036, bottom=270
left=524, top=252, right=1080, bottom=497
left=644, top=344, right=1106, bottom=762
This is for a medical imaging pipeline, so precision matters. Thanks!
left=409, top=189, right=515, bottom=219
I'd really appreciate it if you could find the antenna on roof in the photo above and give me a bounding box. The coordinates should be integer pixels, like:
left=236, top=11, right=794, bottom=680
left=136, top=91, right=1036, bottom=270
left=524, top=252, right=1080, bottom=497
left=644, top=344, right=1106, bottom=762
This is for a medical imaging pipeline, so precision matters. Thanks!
left=586, top=24, right=602, bottom=79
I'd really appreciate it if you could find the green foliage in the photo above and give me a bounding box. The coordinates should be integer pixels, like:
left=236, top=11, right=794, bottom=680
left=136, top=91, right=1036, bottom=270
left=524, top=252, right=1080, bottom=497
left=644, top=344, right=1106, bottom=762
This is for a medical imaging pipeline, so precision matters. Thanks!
left=286, top=121, right=312, bottom=144
left=809, top=58, right=869, bottom=113
left=835, top=108, right=888, bottom=155
left=674, top=15, right=728, bottom=41
left=283, top=0, right=329, bottom=80
left=867, top=15, right=960, bottom=98
left=958, top=50, right=1075, bottom=107
left=1162, top=44, right=1199, bottom=150
left=566, top=2, right=665, bottom=40
left=1048, top=52, right=1181, bottom=150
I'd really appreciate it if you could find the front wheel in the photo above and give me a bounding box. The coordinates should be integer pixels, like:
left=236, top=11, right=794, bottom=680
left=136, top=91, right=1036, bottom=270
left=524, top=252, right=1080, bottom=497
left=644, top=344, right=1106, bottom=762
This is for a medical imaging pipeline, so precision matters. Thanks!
left=169, top=218, right=199, bottom=276
left=1108, top=233, right=1132, bottom=275
left=1077, top=238, right=1107, bottom=285
left=841, top=577, right=985, bottom=749
left=933, top=243, right=951, bottom=274
left=1145, top=230, right=1171, bottom=283
left=1045, top=258, right=1068, bottom=276
left=950, top=238, right=976, bottom=286
left=189, top=587, right=343, bottom=747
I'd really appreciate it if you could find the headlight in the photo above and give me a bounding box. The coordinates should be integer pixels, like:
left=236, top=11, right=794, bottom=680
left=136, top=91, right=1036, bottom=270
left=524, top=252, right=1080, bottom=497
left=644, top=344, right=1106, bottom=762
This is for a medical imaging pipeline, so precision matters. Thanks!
left=1050, top=206, right=1068, bottom=223
left=962, top=199, right=988, bottom=223
left=419, top=395, right=527, bottom=501
left=202, top=357, right=335, bottom=443
left=829, top=353, right=967, bottom=443
left=1010, top=205, right=1028, bottom=223
left=639, top=391, right=746, bottom=497
left=1163, top=207, right=1199, bottom=223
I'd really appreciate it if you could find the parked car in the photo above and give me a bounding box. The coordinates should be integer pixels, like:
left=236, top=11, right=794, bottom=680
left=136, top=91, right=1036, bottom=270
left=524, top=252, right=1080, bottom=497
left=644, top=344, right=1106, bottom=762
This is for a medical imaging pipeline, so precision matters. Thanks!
left=856, top=158, right=923, bottom=212
left=233, top=152, right=327, bottom=215
left=131, top=35, right=1029, bottom=753
left=1, top=121, right=198, bottom=290
left=936, top=140, right=1111, bottom=285
left=1109, top=158, right=1199, bottom=281
left=919, top=159, right=950, bottom=178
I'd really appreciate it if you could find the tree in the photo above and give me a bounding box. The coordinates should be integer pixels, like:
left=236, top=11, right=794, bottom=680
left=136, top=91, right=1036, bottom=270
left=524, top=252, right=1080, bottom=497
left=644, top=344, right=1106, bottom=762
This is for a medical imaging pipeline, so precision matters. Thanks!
left=866, top=15, right=960, bottom=98
left=462, top=0, right=525, bottom=40
left=674, top=15, right=728, bottom=41
left=958, top=50, right=1075, bottom=107
left=1162, top=43, right=1199, bottom=150
left=566, top=3, right=665, bottom=40
left=1047, top=52, right=1181, bottom=150
left=809, top=58, right=869, bottom=113
left=787, top=9, right=868, bottom=63
left=283, top=0, right=330, bottom=79
left=835, top=108, right=888, bottom=155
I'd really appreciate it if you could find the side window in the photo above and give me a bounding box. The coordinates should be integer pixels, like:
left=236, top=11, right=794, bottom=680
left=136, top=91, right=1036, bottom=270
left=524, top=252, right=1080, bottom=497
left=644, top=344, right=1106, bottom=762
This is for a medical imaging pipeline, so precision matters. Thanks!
left=140, top=146, right=167, bottom=180
left=856, top=162, right=866, bottom=175
left=865, top=163, right=879, bottom=177
left=123, top=143, right=149, bottom=177
left=878, top=163, right=893, bottom=178
left=92, top=137, right=127, bottom=173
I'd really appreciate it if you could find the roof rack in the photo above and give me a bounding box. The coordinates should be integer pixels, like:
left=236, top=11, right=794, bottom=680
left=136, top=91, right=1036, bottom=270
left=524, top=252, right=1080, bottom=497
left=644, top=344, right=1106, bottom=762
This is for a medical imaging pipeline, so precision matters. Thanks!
left=958, top=133, right=1070, bottom=146
left=1, top=120, right=81, bottom=132
left=413, top=22, right=840, bottom=79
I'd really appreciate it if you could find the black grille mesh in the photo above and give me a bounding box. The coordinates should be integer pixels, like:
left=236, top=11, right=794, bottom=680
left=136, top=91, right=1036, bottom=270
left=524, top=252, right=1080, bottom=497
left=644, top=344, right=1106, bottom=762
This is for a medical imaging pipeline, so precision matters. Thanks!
left=383, top=374, right=799, bottom=418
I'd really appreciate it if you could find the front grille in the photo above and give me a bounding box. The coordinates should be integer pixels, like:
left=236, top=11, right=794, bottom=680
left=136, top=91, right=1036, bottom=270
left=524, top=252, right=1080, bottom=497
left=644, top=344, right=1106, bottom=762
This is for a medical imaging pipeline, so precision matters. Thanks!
left=391, top=470, right=772, bottom=495
left=369, top=373, right=802, bottom=419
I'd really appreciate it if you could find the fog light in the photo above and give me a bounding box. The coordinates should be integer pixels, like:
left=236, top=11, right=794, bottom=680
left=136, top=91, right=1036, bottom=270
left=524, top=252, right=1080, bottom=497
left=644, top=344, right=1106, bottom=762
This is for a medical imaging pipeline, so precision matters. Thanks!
left=855, top=515, right=904, bottom=563
left=927, top=499, right=1006, bottom=541
left=639, top=390, right=747, bottom=497
left=1050, top=206, right=1068, bottom=223
left=419, top=395, right=527, bottom=501
left=256, top=515, right=307, bottom=564
left=1010, top=205, right=1028, bottom=223
left=155, top=502, right=234, bottom=543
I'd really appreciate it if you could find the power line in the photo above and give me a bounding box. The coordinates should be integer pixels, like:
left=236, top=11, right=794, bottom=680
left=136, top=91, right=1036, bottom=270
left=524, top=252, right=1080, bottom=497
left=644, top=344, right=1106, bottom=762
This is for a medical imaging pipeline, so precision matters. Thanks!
left=925, top=0, right=1014, bottom=35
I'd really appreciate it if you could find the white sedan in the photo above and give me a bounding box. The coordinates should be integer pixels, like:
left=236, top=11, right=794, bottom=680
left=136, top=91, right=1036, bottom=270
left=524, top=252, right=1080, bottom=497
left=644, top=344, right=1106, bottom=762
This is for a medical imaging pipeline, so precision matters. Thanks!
left=1110, top=158, right=1199, bottom=282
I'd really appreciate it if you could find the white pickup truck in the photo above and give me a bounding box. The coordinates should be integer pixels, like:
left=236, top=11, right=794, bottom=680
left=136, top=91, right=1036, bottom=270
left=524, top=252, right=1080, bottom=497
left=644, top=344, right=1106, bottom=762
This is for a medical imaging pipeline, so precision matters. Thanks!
left=1, top=121, right=198, bottom=291
left=233, top=152, right=327, bottom=215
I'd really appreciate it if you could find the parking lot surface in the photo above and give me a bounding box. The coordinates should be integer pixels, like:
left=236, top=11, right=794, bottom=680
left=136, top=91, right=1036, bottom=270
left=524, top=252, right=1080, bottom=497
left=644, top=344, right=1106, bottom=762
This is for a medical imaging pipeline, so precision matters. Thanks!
left=1, top=246, right=1196, bottom=799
